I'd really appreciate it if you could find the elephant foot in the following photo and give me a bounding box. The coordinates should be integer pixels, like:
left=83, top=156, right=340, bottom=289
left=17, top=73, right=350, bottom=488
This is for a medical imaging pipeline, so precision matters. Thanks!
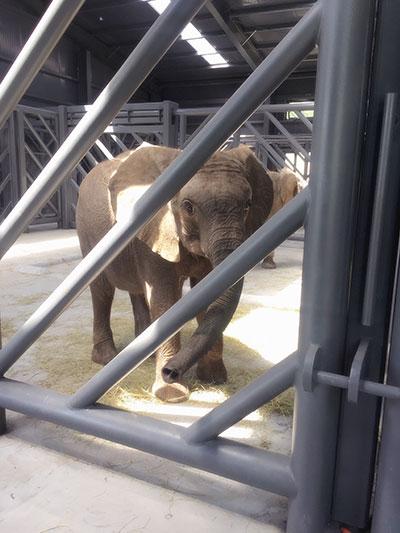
left=261, top=256, right=276, bottom=269
left=91, top=339, right=118, bottom=365
left=197, top=359, right=228, bottom=384
left=152, top=379, right=190, bottom=403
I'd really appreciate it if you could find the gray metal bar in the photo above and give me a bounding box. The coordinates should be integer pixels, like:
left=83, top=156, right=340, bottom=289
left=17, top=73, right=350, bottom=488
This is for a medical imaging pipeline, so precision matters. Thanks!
left=69, top=191, right=308, bottom=408
left=175, top=102, right=315, bottom=117
left=185, top=352, right=298, bottom=444
left=0, top=5, right=320, bottom=374
left=294, top=110, right=313, bottom=132
left=317, top=371, right=400, bottom=401
left=0, top=378, right=295, bottom=498
left=0, top=0, right=85, bottom=130
left=206, top=1, right=260, bottom=70
left=362, top=93, right=398, bottom=326
left=264, top=111, right=310, bottom=160
left=371, top=247, right=400, bottom=532
left=244, top=122, right=288, bottom=168
left=0, top=0, right=207, bottom=257
left=287, top=1, right=376, bottom=531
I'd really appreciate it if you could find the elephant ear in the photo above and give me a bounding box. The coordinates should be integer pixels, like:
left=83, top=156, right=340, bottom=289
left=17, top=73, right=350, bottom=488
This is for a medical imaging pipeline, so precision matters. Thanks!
left=108, top=146, right=182, bottom=262
left=229, top=145, right=274, bottom=235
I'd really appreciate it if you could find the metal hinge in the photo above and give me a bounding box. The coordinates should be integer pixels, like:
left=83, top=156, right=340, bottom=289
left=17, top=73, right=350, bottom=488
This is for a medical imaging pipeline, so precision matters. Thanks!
left=302, top=339, right=400, bottom=403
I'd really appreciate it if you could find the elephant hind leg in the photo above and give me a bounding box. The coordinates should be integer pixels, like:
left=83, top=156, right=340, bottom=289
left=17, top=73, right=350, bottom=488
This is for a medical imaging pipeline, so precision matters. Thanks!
left=129, top=293, right=151, bottom=337
left=90, top=274, right=117, bottom=365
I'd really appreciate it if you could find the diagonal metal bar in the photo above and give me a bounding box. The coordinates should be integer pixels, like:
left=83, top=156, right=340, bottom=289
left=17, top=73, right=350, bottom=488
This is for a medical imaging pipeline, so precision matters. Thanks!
left=24, top=117, right=54, bottom=158
left=95, top=140, right=113, bottom=160
left=185, top=352, right=299, bottom=444
left=37, top=114, right=59, bottom=145
left=294, top=110, right=313, bottom=132
left=0, top=0, right=208, bottom=257
left=0, top=4, right=320, bottom=377
left=265, top=111, right=310, bottom=160
left=68, top=191, right=308, bottom=408
left=110, top=134, right=129, bottom=152
left=0, top=175, right=11, bottom=196
left=0, top=378, right=296, bottom=497
left=206, top=1, right=261, bottom=70
left=245, top=122, right=288, bottom=168
left=0, top=0, right=85, bottom=130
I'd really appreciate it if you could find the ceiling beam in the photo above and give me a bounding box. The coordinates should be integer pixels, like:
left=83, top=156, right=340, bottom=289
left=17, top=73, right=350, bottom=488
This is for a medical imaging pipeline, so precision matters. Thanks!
left=205, top=1, right=262, bottom=70
left=230, top=1, right=316, bottom=17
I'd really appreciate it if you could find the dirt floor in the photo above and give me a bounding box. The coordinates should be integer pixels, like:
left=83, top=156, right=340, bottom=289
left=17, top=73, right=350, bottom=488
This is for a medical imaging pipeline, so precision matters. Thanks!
left=0, top=229, right=303, bottom=532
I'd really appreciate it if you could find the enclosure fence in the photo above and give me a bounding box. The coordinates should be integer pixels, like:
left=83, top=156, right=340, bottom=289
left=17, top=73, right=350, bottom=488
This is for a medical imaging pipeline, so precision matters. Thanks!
left=0, top=100, right=312, bottom=227
left=1, top=1, right=400, bottom=532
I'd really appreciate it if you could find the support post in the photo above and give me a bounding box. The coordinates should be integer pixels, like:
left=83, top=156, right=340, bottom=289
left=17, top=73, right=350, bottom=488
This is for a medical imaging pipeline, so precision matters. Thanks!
left=371, top=247, right=400, bottom=532
left=287, top=1, right=376, bottom=531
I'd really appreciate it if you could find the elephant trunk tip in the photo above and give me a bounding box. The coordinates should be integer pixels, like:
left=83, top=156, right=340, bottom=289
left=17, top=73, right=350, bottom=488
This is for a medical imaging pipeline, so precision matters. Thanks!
left=162, top=365, right=181, bottom=384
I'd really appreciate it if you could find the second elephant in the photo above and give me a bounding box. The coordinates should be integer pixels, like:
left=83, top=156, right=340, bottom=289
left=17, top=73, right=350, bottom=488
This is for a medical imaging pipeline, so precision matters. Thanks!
left=76, top=144, right=273, bottom=403
left=262, top=168, right=307, bottom=269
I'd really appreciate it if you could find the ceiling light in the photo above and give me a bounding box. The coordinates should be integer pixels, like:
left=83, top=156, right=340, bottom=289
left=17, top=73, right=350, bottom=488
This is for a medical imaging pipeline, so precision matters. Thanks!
left=202, top=53, right=228, bottom=65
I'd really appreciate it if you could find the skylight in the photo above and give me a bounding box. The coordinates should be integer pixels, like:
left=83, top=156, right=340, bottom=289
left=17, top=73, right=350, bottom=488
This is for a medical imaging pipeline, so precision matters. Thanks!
left=147, top=0, right=230, bottom=67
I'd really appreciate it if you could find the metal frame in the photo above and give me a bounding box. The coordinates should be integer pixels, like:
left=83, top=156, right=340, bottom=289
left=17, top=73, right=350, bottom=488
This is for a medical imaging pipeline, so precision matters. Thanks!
left=2, top=1, right=400, bottom=531
left=177, top=103, right=313, bottom=179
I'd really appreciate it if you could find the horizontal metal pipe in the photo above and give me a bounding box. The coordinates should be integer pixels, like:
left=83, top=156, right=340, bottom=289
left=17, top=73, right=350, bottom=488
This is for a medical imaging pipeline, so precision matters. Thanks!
left=317, top=371, right=400, bottom=401
left=185, top=352, right=299, bottom=444
left=176, top=103, right=315, bottom=116
left=0, top=378, right=296, bottom=497
left=68, top=190, right=309, bottom=408
left=0, top=0, right=207, bottom=257
left=0, top=0, right=85, bottom=130
left=0, top=5, right=320, bottom=372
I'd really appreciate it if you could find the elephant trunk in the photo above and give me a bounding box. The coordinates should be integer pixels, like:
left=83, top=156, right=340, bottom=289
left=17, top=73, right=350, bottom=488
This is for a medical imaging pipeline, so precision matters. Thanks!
left=162, top=239, right=244, bottom=383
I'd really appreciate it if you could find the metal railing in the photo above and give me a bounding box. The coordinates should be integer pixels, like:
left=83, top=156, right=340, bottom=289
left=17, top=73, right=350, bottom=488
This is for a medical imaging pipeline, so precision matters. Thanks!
left=177, top=103, right=313, bottom=179
left=1, top=1, right=399, bottom=532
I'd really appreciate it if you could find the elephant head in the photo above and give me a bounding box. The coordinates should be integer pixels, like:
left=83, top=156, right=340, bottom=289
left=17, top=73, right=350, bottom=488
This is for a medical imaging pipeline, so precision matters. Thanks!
left=108, top=144, right=273, bottom=383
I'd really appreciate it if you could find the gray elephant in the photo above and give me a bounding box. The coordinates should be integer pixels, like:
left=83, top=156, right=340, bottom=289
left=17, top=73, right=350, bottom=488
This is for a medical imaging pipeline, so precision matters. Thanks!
left=76, top=144, right=273, bottom=402
left=262, top=168, right=307, bottom=269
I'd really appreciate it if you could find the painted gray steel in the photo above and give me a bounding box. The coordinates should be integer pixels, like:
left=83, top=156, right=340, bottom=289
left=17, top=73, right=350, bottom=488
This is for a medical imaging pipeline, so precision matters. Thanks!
left=0, top=0, right=85, bottom=130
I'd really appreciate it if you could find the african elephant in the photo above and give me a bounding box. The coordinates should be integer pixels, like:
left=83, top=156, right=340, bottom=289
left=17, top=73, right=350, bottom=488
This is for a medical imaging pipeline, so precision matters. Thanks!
left=76, top=144, right=273, bottom=402
left=262, top=168, right=307, bottom=269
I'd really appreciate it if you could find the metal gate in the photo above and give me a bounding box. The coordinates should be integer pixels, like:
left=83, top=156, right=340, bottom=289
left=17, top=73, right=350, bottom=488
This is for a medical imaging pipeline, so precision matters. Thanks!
left=1, top=1, right=400, bottom=532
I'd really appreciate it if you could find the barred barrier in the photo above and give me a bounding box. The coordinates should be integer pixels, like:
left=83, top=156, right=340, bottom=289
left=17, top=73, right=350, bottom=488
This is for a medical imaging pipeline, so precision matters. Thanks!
left=1, top=1, right=400, bottom=532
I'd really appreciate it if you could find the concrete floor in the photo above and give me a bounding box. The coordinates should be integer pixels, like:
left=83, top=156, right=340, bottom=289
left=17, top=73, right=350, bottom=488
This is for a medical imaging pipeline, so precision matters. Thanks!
left=0, top=229, right=303, bottom=532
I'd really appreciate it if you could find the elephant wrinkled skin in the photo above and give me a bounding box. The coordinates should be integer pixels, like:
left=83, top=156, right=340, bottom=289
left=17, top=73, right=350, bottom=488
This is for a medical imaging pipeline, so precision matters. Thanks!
left=76, top=144, right=273, bottom=402
left=262, top=168, right=307, bottom=269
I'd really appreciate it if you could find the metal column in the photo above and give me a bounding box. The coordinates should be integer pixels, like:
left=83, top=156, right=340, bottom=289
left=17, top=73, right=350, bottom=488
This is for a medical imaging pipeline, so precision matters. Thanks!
left=288, top=1, right=376, bottom=531
left=371, top=249, right=400, bottom=532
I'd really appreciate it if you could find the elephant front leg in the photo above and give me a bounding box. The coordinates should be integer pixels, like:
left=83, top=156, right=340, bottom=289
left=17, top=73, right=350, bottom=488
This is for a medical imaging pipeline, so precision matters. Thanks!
left=152, top=335, right=190, bottom=403
left=191, top=279, right=227, bottom=384
left=144, top=280, right=189, bottom=403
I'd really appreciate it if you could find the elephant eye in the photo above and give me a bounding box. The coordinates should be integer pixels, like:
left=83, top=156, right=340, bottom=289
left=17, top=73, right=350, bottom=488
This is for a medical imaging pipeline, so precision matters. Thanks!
left=181, top=199, right=194, bottom=215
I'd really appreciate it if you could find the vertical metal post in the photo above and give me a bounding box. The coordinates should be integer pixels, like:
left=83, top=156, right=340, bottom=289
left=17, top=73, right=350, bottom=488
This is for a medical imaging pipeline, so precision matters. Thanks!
left=0, top=318, right=4, bottom=435
left=162, top=101, right=178, bottom=147
left=288, top=1, right=376, bottom=531
left=0, top=0, right=85, bottom=130
left=371, top=249, right=400, bottom=532
left=331, top=1, right=400, bottom=527
left=58, top=106, right=69, bottom=229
